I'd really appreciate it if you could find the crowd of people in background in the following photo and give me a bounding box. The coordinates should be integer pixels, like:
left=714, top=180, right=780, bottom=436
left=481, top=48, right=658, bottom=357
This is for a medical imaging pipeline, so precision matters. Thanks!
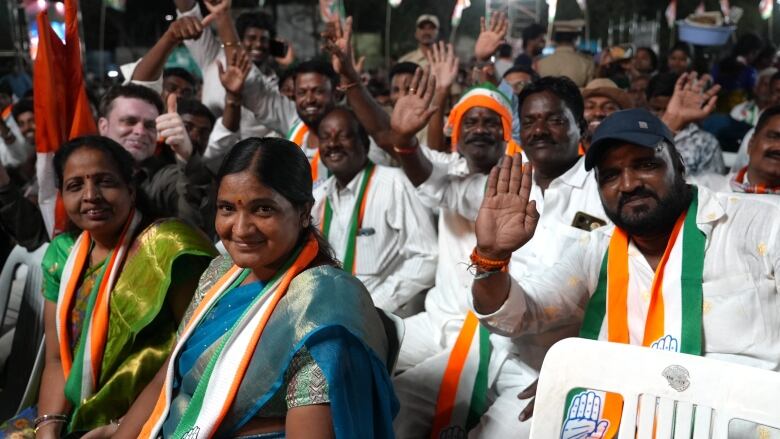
left=1, top=0, right=780, bottom=437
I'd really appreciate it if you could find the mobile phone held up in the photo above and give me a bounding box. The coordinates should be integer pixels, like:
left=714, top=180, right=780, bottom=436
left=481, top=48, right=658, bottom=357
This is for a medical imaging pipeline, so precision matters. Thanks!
left=270, top=39, right=288, bottom=58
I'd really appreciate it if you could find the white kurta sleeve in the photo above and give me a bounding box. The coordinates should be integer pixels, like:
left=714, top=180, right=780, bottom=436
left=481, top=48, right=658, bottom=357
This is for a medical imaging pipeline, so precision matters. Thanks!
left=371, top=175, right=438, bottom=311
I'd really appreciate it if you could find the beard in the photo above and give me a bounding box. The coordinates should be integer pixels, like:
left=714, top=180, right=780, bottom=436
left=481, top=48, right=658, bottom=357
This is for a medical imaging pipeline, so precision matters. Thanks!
left=604, top=178, right=692, bottom=237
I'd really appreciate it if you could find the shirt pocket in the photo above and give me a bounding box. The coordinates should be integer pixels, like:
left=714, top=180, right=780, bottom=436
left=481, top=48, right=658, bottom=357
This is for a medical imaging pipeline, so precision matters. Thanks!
left=702, top=274, right=765, bottom=355
left=354, top=229, right=398, bottom=276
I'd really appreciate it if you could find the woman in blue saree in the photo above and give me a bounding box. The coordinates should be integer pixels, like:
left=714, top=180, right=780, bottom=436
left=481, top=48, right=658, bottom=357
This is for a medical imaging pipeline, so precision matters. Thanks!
left=110, top=137, right=397, bottom=438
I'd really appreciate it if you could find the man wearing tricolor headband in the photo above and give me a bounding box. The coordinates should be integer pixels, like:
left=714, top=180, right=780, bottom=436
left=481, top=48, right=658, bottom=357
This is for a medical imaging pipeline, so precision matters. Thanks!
left=471, top=108, right=780, bottom=436
left=387, top=69, right=608, bottom=437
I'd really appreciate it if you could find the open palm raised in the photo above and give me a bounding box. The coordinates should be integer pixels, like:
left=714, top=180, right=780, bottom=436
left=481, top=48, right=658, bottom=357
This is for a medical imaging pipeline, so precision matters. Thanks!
left=475, top=154, right=539, bottom=260
left=390, top=67, right=438, bottom=141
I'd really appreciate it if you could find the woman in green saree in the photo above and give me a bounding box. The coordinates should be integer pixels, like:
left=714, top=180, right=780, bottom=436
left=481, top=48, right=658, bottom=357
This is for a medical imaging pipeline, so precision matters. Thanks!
left=10, top=136, right=217, bottom=438
left=110, top=137, right=398, bottom=438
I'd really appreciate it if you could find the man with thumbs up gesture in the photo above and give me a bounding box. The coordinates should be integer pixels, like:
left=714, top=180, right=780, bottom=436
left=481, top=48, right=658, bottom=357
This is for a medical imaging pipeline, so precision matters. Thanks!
left=157, top=94, right=194, bottom=163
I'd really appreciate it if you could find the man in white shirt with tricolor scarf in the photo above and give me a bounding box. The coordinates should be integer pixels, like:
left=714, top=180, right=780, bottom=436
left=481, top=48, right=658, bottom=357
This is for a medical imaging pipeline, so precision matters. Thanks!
left=387, top=70, right=608, bottom=437
left=471, top=108, right=780, bottom=436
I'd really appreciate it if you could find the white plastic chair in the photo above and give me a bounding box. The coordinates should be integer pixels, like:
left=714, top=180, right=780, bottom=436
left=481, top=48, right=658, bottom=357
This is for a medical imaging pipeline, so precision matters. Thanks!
left=0, top=243, right=48, bottom=418
left=530, top=338, right=780, bottom=438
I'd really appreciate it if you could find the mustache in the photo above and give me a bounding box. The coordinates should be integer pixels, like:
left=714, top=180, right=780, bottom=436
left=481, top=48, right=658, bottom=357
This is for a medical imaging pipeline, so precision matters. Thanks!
left=617, top=187, right=660, bottom=210
left=464, top=133, right=497, bottom=145
left=526, top=134, right=555, bottom=145
left=764, top=149, right=780, bottom=158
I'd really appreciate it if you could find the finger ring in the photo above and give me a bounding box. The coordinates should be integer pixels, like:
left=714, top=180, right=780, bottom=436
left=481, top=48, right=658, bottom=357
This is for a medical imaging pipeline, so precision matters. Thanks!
left=409, top=88, right=417, bottom=93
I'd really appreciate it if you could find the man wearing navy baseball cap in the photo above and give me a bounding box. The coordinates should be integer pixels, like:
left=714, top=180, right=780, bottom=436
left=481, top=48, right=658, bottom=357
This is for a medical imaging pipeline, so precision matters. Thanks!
left=468, top=107, right=780, bottom=435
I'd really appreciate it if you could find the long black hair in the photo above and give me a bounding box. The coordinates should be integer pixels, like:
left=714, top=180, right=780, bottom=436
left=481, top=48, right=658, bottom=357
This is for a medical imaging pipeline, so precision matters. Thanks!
left=216, top=137, right=338, bottom=266
left=54, top=135, right=158, bottom=230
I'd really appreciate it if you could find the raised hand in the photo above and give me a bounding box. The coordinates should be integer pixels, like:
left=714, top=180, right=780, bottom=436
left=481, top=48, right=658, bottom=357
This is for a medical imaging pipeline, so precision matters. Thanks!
left=156, top=94, right=194, bottom=162
left=321, top=16, right=356, bottom=78
left=390, top=67, right=438, bottom=143
left=561, top=391, right=609, bottom=439
left=166, top=16, right=207, bottom=43
left=475, top=154, right=539, bottom=261
left=218, top=48, right=251, bottom=96
left=274, top=38, right=296, bottom=67
left=426, top=41, right=459, bottom=92
left=474, top=11, right=508, bottom=61
left=202, top=0, right=231, bottom=20
left=662, top=71, right=721, bottom=132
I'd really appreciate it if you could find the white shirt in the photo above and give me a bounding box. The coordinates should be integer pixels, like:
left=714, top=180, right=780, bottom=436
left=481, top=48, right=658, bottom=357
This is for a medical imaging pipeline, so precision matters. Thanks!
left=312, top=165, right=438, bottom=312
left=177, top=4, right=279, bottom=139
left=416, top=150, right=609, bottom=346
left=475, top=187, right=780, bottom=371
left=0, top=115, right=32, bottom=168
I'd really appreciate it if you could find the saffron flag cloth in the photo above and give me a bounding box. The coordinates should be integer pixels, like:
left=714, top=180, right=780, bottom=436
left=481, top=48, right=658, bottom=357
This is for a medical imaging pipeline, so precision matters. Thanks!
left=34, top=0, right=97, bottom=237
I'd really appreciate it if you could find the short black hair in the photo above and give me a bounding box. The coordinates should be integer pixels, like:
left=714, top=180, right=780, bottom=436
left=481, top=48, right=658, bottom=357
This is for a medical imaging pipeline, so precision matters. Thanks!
left=553, top=31, right=579, bottom=44
left=389, top=62, right=420, bottom=82
left=293, top=59, right=339, bottom=91
left=235, top=11, right=276, bottom=41
left=646, top=72, right=678, bottom=100
left=502, top=65, right=539, bottom=81
left=99, top=84, right=164, bottom=117
left=636, top=47, right=658, bottom=72
left=177, top=98, right=216, bottom=127
left=517, top=76, right=585, bottom=132
left=522, top=23, right=546, bottom=47
left=11, top=98, right=33, bottom=120
left=496, top=43, right=513, bottom=58
left=755, top=104, right=780, bottom=135
left=733, top=32, right=763, bottom=57
left=320, top=106, right=370, bottom=151
left=669, top=42, right=691, bottom=58
left=163, top=67, right=196, bottom=87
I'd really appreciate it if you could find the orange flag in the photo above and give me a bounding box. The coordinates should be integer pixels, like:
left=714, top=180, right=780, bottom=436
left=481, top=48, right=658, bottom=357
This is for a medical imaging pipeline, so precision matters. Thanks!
left=34, top=0, right=97, bottom=237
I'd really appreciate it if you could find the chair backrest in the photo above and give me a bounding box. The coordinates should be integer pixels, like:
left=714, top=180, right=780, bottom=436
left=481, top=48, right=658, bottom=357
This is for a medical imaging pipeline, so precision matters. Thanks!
left=376, top=308, right=405, bottom=375
left=530, top=338, right=780, bottom=438
left=0, top=244, right=48, bottom=419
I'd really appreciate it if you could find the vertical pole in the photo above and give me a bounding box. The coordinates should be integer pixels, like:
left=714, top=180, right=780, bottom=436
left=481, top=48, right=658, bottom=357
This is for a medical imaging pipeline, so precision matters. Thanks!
left=385, top=1, right=391, bottom=71
left=99, top=0, right=106, bottom=78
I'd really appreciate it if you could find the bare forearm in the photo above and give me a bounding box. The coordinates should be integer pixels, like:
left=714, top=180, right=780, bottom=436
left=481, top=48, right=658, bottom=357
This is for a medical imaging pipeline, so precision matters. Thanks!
left=132, top=32, right=178, bottom=81
left=35, top=362, right=71, bottom=438
left=214, top=13, right=241, bottom=60
left=394, top=138, right=433, bottom=187
left=472, top=271, right=511, bottom=315
left=426, top=88, right=449, bottom=152
left=222, top=93, right=242, bottom=132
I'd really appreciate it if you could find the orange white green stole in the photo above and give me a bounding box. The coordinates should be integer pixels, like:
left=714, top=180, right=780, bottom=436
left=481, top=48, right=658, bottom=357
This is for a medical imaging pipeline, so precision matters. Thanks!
left=287, top=120, right=322, bottom=182
left=55, top=209, right=142, bottom=402
left=569, top=188, right=705, bottom=436
left=320, top=163, right=375, bottom=275
left=430, top=312, right=491, bottom=438
left=139, top=237, right=319, bottom=439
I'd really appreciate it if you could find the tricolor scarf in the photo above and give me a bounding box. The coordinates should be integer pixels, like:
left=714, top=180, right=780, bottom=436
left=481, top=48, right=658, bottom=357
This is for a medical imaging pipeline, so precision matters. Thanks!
left=320, top=163, right=375, bottom=274
left=446, top=83, right=522, bottom=156
left=56, top=209, right=142, bottom=403
left=140, top=236, right=319, bottom=439
left=430, top=312, right=491, bottom=438
left=286, top=120, right=322, bottom=182
left=570, top=188, right=706, bottom=436
left=730, top=166, right=780, bottom=194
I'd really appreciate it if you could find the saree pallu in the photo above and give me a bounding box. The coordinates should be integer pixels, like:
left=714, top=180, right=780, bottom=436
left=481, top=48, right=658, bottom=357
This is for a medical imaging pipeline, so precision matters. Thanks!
left=43, top=218, right=217, bottom=432
left=163, top=256, right=398, bottom=438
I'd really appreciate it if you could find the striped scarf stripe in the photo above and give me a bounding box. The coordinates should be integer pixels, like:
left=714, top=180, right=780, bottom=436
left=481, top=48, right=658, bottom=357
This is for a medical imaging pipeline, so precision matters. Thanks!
left=56, top=209, right=141, bottom=400
left=140, top=237, right=319, bottom=439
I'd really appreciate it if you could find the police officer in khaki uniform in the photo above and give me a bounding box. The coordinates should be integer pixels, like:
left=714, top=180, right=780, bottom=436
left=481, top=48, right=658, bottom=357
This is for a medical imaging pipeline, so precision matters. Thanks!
left=536, top=19, right=594, bottom=87
left=399, top=14, right=439, bottom=67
